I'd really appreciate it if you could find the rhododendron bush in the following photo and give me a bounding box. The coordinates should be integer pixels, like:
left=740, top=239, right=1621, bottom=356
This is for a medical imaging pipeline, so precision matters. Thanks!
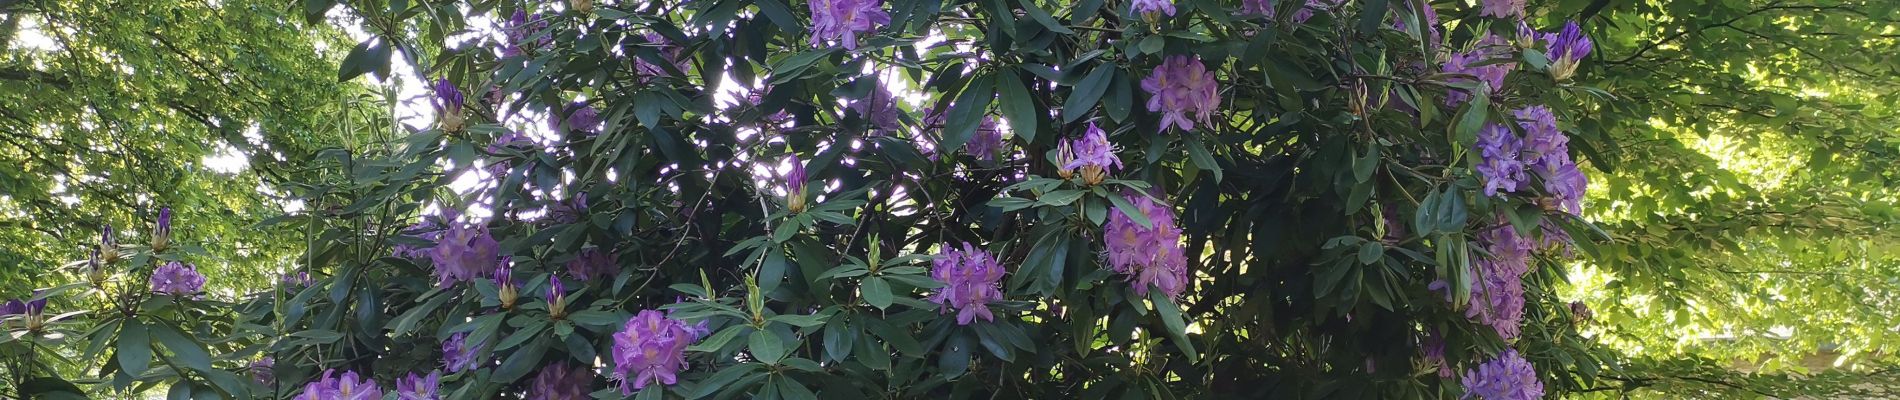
left=5, top=0, right=1631, bottom=397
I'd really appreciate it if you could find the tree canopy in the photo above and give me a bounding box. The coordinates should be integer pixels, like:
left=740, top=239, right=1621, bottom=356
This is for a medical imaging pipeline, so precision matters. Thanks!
left=0, top=0, right=1898, bottom=399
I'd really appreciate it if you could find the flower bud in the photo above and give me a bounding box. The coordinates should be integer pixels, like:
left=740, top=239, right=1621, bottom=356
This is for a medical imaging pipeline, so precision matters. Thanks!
left=571, top=0, right=594, bottom=15
left=152, top=207, right=172, bottom=251
left=495, top=261, right=519, bottom=310
left=546, top=276, right=568, bottom=319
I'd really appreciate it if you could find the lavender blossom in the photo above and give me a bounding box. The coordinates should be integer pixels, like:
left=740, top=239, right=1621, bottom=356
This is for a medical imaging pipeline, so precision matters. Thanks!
left=1478, top=0, right=1524, bottom=20
left=1240, top=0, right=1272, bottom=18
left=1441, top=37, right=1514, bottom=106
left=392, top=217, right=443, bottom=259
left=503, top=11, right=552, bottom=57
left=928, top=242, right=1007, bottom=325
left=528, top=362, right=597, bottom=400
left=1545, top=20, right=1593, bottom=81
left=965, top=117, right=1006, bottom=162
left=443, top=333, right=485, bottom=373
left=428, top=222, right=502, bottom=288
left=848, top=84, right=902, bottom=136
left=1103, top=192, right=1189, bottom=299
left=1460, top=349, right=1544, bottom=400
left=150, top=261, right=206, bottom=296
left=1420, top=329, right=1452, bottom=378
left=396, top=370, right=441, bottom=400
left=1141, top=55, right=1221, bottom=132
left=634, top=33, right=690, bottom=81
left=153, top=207, right=173, bottom=250
left=1062, top=123, right=1122, bottom=185
left=1474, top=123, right=1527, bottom=198
left=547, top=194, right=589, bottom=225
left=251, top=357, right=275, bottom=385
left=297, top=369, right=382, bottom=400
left=434, top=78, right=466, bottom=132
left=0, top=300, right=21, bottom=317
left=545, top=276, right=569, bottom=318
left=784, top=155, right=809, bottom=213
left=1461, top=219, right=1536, bottom=339
left=552, top=101, right=603, bottom=135
left=281, top=271, right=314, bottom=288
left=1391, top=0, right=1441, bottom=49
left=1517, top=106, right=1586, bottom=214
left=1130, top=0, right=1175, bottom=18
left=567, top=247, right=620, bottom=281
left=612, top=309, right=701, bottom=393
left=808, top=0, right=889, bottom=49
left=1290, top=0, right=1342, bottom=24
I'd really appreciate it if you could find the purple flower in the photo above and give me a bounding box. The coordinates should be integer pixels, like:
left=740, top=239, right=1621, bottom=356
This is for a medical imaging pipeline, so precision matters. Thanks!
left=634, top=33, right=691, bottom=81
left=528, top=362, right=597, bottom=400
left=1478, top=0, right=1524, bottom=19
left=928, top=242, right=1007, bottom=325
left=22, top=290, right=45, bottom=316
left=443, top=333, right=485, bottom=373
left=0, top=300, right=22, bottom=317
left=1130, top=0, right=1174, bottom=18
left=1474, top=123, right=1527, bottom=198
left=808, top=0, right=889, bottom=50
left=251, top=357, right=275, bottom=385
left=1420, top=329, right=1452, bottom=378
left=547, top=194, right=589, bottom=225
left=612, top=309, right=700, bottom=393
left=1545, top=20, right=1592, bottom=81
left=567, top=247, right=620, bottom=281
left=392, top=217, right=444, bottom=259
left=99, top=225, right=121, bottom=262
left=552, top=102, right=603, bottom=135
left=1516, top=106, right=1586, bottom=214
left=1441, top=37, right=1514, bottom=106
left=297, top=369, right=382, bottom=400
left=504, top=11, right=552, bottom=57
left=1103, top=192, right=1189, bottom=299
left=1460, top=349, right=1544, bottom=400
left=150, top=261, right=206, bottom=296
left=432, top=78, right=465, bottom=113
left=1569, top=301, right=1594, bottom=324
left=396, top=370, right=441, bottom=400
left=1456, top=219, right=1535, bottom=339
left=1141, top=56, right=1220, bottom=133
left=784, top=155, right=809, bottom=213
left=282, top=271, right=314, bottom=288
left=1063, top=123, right=1122, bottom=186
left=495, top=259, right=521, bottom=309
left=965, top=117, right=1006, bottom=162
left=153, top=206, right=173, bottom=249
left=1240, top=0, right=1272, bottom=18
left=428, top=222, right=502, bottom=288
left=848, top=84, right=902, bottom=136
left=546, top=276, right=569, bottom=318
left=1290, top=0, right=1342, bottom=24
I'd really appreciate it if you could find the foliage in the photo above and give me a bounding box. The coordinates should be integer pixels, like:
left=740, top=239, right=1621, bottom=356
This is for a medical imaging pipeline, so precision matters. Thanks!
left=2, top=0, right=1900, bottom=399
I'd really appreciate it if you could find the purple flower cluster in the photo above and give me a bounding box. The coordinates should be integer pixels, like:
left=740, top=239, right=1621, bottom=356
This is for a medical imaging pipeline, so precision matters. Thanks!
left=2, top=291, right=47, bottom=330
left=1465, top=219, right=1536, bottom=339
left=966, top=117, right=1006, bottom=162
left=1479, top=0, right=1524, bottom=19
left=1545, top=21, right=1593, bottom=81
left=1103, top=192, right=1189, bottom=299
left=282, top=271, right=314, bottom=288
left=528, top=363, right=597, bottom=400
left=929, top=242, right=1006, bottom=325
left=251, top=357, right=275, bottom=385
left=1290, top=0, right=1343, bottom=24
left=552, top=101, right=603, bottom=135
left=428, top=221, right=502, bottom=288
left=1441, top=36, right=1515, bottom=106
left=1460, top=349, right=1544, bottom=400
left=150, top=261, right=206, bottom=296
left=633, top=33, right=690, bottom=81
left=611, top=309, right=701, bottom=393
left=567, top=247, right=620, bottom=281
left=443, top=333, right=485, bottom=373
left=1130, top=0, right=1174, bottom=18
left=1474, top=123, right=1527, bottom=198
left=1391, top=0, right=1441, bottom=48
left=297, top=369, right=381, bottom=400
left=503, top=11, right=552, bottom=57
left=1141, top=56, right=1220, bottom=132
left=393, top=218, right=443, bottom=259
left=1239, top=0, right=1271, bottom=18
left=849, top=84, right=903, bottom=136
left=1516, top=106, right=1587, bottom=214
left=1420, top=329, right=1452, bottom=378
left=546, top=194, right=589, bottom=225
left=396, top=370, right=441, bottom=400
left=808, top=0, right=889, bottom=49
left=1060, top=123, right=1122, bottom=185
